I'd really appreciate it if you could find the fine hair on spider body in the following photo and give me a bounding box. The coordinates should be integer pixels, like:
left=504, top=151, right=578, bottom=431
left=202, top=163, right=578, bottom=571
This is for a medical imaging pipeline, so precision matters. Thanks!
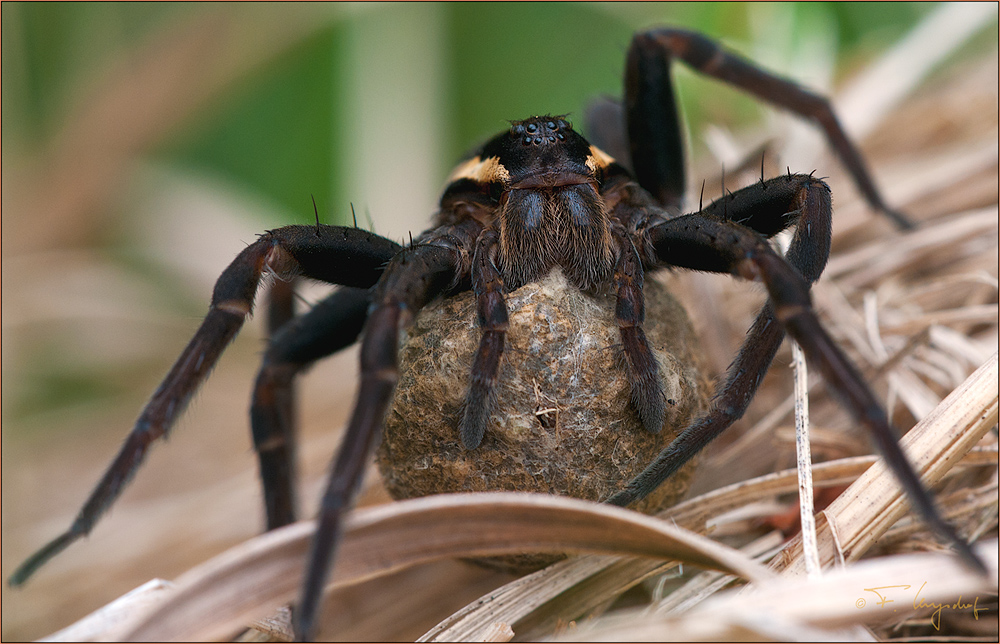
left=10, top=26, right=986, bottom=641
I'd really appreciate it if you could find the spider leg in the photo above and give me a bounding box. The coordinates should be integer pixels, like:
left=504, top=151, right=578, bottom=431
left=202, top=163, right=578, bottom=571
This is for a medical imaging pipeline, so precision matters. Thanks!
left=614, top=197, right=983, bottom=573
left=295, top=225, right=475, bottom=641
left=251, top=286, right=372, bottom=529
left=612, top=174, right=830, bottom=503
left=612, top=227, right=666, bottom=433
left=460, top=229, right=509, bottom=449
left=8, top=225, right=400, bottom=587
left=701, top=172, right=832, bottom=280
left=267, top=276, right=299, bottom=337
left=255, top=277, right=299, bottom=528
left=625, top=28, right=913, bottom=228
left=624, top=31, right=686, bottom=211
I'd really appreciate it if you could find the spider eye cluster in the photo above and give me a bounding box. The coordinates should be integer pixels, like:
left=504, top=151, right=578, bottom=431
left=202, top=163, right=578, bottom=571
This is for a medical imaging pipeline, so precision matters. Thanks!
left=510, top=116, right=571, bottom=146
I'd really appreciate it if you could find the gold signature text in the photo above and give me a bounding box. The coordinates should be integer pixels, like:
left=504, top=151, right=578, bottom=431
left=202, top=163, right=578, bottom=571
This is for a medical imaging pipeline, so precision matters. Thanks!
left=857, top=582, right=985, bottom=630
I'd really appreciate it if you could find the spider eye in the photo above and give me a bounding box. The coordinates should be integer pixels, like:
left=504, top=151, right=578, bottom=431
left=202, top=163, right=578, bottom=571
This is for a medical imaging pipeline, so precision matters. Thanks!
left=508, top=116, right=575, bottom=147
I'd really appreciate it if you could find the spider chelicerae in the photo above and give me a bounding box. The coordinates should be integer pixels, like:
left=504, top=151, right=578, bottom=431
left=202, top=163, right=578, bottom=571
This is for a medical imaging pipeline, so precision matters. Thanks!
left=10, top=27, right=985, bottom=640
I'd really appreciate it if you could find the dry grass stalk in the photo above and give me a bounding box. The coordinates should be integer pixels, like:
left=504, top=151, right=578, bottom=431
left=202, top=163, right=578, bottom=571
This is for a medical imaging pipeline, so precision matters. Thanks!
left=790, top=340, right=821, bottom=579
left=414, top=448, right=995, bottom=643
left=42, top=578, right=174, bottom=642
left=48, top=444, right=995, bottom=641
left=111, top=494, right=773, bottom=641
left=773, top=352, right=998, bottom=576
left=474, top=621, right=515, bottom=643
left=556, top=541, right=998, bottom=642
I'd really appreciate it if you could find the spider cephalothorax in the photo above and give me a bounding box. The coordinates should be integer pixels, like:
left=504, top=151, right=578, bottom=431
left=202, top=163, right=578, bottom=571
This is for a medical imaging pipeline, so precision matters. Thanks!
left=441, top=115, right=621, bottom=293
left=11, top=27, right=985, bottom=641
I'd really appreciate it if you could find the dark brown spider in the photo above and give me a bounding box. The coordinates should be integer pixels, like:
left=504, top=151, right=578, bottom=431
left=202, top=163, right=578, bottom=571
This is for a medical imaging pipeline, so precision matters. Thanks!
left=10, top=28, right=985, bottom=640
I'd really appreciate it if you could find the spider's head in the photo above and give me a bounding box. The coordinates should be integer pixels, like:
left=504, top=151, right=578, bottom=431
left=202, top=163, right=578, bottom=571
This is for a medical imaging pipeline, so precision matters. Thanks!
left=444, top=116, right=617, bottom=200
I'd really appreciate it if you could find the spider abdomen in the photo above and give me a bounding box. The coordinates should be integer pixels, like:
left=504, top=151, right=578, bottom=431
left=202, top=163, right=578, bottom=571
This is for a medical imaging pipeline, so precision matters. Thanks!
left=376, top=268, right=711, bottom=572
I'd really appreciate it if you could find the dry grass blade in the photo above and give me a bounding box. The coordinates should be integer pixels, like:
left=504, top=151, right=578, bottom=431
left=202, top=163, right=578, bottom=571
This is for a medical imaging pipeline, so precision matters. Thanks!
left=476, top=621, right=515, bottom=643
left=42, top=579, right=174, bottom=642
left=420, top=552, right=669, bottom=642
left=773, top=352, right=999, bottom=575
left=558, top=541, right=998, bottom=642
left=112, top=493, right=771, bottom=641
left=650, top=532, right=785, bottom=617
left=670, top=449, right=997, bottom=533
left=790, top=340, right=821, bottom=578
left=417, top=448, right=995, bottom=642
left=825, top=207, right=998, bottom=288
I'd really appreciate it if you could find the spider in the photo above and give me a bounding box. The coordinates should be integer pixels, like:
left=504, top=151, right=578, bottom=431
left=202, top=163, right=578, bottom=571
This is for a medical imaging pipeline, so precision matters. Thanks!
left=10, top=27, right=985, bottom=640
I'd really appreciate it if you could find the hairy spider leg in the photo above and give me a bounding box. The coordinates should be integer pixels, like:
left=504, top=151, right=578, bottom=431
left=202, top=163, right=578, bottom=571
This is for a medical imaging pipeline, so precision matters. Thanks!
left=252, top=286, right=376, bottom=529
left=606, top=173, right=831, bottom=461
left=609, top=178, right=983, bottom=573
left=267, top=276, right=298, bottom=339
left=460, top=229, right=509, bottom=448
left=624, top=28, right=913, bottom=228
left=612, top=227, right=667, bottom=433
left=608, top=175, right=830, bottom=513
left=7, top=225, right=400, bottom=587
left=624, top=31, right=687, bottom=211
left=258, top=278, right=299, bottom=526
left=295, top=220, right=479, bottom=641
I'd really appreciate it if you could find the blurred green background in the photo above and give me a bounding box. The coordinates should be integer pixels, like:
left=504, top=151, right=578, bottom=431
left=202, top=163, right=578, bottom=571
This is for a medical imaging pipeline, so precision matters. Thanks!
left=3, top=2, right=944, bottom=229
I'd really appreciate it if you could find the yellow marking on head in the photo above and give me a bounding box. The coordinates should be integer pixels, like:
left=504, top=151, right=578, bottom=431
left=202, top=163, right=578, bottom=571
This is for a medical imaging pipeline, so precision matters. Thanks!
left=586, top=145, right=617, bottom=174
left=446, top=155, right=511, bottom=186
